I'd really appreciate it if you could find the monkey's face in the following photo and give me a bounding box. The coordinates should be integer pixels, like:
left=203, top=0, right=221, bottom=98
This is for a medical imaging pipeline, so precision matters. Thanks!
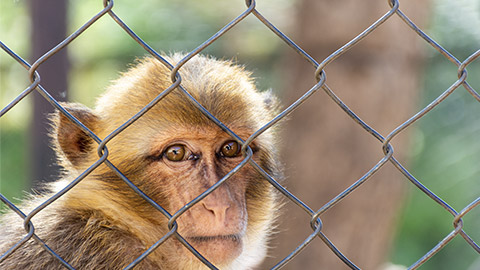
left=141, top=126, right=260, bottom=265
left=53, top=55, right=280, bottom=268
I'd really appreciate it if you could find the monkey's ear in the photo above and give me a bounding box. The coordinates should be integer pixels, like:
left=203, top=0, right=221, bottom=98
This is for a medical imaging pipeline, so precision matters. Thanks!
left=53, top=103, right=99, bottom=168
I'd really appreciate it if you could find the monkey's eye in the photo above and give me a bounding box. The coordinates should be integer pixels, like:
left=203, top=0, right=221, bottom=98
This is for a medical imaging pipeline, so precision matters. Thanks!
left=164, top=145, right=186, bottom=161
left=220, top=141, right=240, bottom=158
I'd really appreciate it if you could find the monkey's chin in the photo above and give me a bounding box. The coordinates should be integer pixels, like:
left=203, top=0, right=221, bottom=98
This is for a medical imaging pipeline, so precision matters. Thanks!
left=186, top=234, right=243, bottom=265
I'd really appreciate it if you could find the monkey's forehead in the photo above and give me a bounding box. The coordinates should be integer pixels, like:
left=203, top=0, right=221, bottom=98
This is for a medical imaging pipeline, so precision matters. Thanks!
left=97, top=89, right=270, bottom=136
left=152, top=125, right=256, bottom=143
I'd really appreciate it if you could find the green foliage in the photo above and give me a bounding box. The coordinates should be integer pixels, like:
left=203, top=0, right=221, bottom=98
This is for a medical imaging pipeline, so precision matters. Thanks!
left=0, top=0, right=31, bottom=204
left=391, top=28, right=480, bottom=270
left=391, top=1, right=480, bottom=268
left=0, top=128, right=28, bottom=208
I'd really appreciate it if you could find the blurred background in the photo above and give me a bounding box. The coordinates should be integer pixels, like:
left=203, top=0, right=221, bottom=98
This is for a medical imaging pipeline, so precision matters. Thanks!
left=1, top=0, right=479, bottom=269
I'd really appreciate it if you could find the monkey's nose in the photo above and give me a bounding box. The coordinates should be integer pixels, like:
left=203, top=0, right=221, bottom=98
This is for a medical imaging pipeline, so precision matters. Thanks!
left=201, top=198, right=231, bottom=225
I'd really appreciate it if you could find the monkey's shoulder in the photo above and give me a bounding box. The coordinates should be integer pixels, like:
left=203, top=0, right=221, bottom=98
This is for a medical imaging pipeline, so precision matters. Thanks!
left=0, top=205, right=157, bottom=270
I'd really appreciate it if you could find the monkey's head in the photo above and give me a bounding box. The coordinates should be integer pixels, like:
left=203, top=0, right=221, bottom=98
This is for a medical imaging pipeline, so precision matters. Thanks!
left=52, top=54, right=281, bottom=268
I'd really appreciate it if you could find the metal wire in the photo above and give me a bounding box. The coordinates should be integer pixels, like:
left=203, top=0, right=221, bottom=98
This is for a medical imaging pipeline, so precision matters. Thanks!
left=1, top=0, right=479, bottom=269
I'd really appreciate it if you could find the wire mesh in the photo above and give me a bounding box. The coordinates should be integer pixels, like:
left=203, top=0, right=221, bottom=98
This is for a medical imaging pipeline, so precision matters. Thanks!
left=1, top=0, right=479, bottom=269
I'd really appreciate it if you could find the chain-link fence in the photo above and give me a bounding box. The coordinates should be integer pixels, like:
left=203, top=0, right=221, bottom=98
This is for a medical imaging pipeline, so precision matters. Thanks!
left=1, top=0, right=479, bottom=269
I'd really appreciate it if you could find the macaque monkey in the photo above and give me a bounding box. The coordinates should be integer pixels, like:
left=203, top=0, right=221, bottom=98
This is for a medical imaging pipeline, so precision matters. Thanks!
left=0, top=54, right=282, bottom=269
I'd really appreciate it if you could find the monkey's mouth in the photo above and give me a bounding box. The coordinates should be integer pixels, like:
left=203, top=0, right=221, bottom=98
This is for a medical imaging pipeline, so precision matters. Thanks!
left=185, top=234, right=243, bottom=263
left=187, top=234, right=241, bottom=243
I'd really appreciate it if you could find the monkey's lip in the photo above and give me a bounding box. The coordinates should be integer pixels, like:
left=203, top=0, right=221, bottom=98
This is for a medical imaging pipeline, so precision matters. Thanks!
left=186, top=234, right=241, bottom=243
left=185, top=233, right=243, bottom=263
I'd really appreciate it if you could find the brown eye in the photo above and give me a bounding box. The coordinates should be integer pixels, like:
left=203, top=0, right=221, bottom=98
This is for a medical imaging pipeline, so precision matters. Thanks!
left=164, top=145, right=186, bottom=161
left=221, top=141, right=240, bottom=157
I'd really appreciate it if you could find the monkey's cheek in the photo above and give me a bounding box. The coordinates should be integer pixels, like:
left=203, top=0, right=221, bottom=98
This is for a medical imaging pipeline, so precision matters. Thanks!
left=187, top=236, right=243, bottom=265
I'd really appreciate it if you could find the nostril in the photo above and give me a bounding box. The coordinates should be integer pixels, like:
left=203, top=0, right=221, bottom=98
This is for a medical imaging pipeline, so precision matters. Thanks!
left=203, top=202, right=216, bottom=215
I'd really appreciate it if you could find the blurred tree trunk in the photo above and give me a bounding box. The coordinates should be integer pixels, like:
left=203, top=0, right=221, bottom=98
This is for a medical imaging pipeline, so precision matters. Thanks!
left=30, top=0, right=69, bottom=187
left=264, top=1, right=429, bottom=269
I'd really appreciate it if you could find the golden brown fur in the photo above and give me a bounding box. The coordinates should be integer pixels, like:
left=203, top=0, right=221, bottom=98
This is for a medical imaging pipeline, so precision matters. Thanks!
left=0, top=54, right=281, bottom=269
